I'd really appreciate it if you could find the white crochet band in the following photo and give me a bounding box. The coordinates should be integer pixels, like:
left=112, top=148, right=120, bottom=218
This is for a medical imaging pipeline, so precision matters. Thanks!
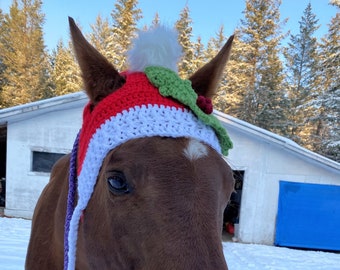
left=66, top=104, right=221, bottom=269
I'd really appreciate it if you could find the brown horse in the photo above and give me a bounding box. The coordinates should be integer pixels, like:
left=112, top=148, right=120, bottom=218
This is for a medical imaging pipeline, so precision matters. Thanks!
left=26, top=17, right=235, bottom=270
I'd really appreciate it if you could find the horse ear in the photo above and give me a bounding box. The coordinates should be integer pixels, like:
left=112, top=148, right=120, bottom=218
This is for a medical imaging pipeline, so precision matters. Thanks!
left=189, top=35, right=234, bottom=99
left=68, top=17, right=125, bottom=104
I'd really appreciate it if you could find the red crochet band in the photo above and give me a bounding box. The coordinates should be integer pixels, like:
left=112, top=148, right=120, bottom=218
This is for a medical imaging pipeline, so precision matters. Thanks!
left=77, top=72, right=186, bottom=174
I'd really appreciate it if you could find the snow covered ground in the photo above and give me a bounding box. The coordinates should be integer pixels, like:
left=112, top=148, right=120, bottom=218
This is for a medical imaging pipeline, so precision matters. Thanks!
left=0, top=217, right=339, bottom=270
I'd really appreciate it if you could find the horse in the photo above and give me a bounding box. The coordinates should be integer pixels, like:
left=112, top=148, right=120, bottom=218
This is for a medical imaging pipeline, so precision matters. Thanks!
left=25, top=17, right=235, bottom=270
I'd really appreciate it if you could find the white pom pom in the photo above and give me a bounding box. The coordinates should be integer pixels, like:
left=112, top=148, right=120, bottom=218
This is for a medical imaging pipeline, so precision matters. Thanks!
left=128, top=25, right=182, bottom=72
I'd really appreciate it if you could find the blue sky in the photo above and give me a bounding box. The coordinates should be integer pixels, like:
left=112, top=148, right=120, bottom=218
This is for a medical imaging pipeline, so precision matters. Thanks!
left=0, top=0, right=338, bottom=51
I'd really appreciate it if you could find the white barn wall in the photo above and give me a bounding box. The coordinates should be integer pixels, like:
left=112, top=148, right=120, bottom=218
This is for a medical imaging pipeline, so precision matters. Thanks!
left=224, top=118, right=340, bottom=245
left=2, top=97, right=339, bottom=246
left=5, top=107, right=82, bottom=218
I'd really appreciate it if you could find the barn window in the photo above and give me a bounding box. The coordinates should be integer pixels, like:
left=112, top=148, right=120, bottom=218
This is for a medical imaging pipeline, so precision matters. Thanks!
left=32, top=151, right=65, bottom=173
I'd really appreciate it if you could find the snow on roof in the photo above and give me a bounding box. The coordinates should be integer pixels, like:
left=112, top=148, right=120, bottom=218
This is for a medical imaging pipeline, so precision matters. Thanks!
left=214, top=110, right=340, bottom=172
left=0, top=93, right=339, bottom=171
left=0, top=91, right=88, bottom=124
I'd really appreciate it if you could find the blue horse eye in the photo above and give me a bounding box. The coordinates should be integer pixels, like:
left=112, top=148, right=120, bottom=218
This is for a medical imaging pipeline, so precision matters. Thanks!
left=107, top=173, right=132, bottom=195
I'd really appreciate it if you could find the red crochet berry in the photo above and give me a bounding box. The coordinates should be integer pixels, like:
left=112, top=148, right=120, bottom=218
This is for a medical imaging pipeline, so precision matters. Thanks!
left=196, top=95, right=213, bottom=114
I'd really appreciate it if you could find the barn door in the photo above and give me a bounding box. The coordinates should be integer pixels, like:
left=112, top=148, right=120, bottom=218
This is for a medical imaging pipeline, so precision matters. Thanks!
left=275, top=180, right=340, bottom=251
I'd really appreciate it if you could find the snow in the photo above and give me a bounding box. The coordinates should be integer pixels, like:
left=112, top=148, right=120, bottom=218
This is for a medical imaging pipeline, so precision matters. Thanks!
left=1, top=217, right=339, bottom=270
left=0, top=218, right=31, bottom=270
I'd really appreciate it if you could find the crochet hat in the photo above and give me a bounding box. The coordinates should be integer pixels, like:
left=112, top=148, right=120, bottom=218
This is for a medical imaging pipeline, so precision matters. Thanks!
left=64, top=26, right=233, bottom=270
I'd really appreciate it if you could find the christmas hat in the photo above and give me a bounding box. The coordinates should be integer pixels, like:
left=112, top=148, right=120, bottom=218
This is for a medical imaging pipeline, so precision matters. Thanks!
left=64, top=26, right=233, bottom=270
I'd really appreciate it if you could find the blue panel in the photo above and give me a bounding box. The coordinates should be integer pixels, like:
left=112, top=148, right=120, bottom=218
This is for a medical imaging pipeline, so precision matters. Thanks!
left=275, top=181, right=340, bottom=251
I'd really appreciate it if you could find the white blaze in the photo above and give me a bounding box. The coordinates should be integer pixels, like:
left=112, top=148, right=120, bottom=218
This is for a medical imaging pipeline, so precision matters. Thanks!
left=183, top=139, right=209, bottom=161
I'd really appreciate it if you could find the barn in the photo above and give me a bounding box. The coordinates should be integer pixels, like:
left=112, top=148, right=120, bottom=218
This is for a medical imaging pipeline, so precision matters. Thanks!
left=0, top=92, right=339, bottom=250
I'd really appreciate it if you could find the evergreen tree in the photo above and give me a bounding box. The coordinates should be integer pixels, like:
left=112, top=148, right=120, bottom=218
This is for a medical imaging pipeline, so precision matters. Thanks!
left=141, top=12, right=160, bottom=31
left=236, top=0, right=288, bottom=135
left=50, top=40, right=82, bottom=96
left=315, top=3, right=340, bottom=161
left=214, top=30, right=253, bottom=117
left=175, top=5, right=194, bottom=78
left=208, top=26, right=231, bottom=113
left=192, top=36, right=205, bottom=71
left=205, top=25, right=226, bottom=60
left=88, top=14, right=116, bottom=64
left=0, top=0, right=52, bottom=107
left=0, top=56, right=4, bottom=107
left=329, top=0, right=340, bottom=6
left=0, top=10, right=6, bottom=106
left=284, top=3, right=321, bottom=147
left=110, top=0, right=142, bottom=71
left=205, top=26, right=253, bottom=117
left=151, top=12, right=160, bottom=27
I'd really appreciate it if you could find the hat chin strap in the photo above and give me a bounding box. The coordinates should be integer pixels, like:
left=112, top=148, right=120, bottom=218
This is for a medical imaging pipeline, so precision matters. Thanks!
left=64, top=131, right=80, bottom=270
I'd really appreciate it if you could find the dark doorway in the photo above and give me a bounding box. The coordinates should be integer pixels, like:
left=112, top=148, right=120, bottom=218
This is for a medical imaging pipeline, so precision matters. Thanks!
left=223, top=170, right=244, bottom=239
left=0, top=125, right=7, bottom=207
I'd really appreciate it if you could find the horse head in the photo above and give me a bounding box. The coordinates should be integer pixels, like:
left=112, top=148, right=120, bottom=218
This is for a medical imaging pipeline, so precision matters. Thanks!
left=26, top=17, right=235, bottom=270
left=67, top=17, right=235, bottom=270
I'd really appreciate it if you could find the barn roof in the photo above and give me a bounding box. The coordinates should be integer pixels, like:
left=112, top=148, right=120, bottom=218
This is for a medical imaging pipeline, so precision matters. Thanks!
left=214, top=111, right=339, bottom=172
left=0, top=92, right=339, bottom=171
left=0, top=92, right=87, bottom=124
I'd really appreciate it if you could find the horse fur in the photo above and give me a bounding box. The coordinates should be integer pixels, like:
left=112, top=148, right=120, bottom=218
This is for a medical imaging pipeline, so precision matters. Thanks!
left=25, top=17, right=235, bottom=270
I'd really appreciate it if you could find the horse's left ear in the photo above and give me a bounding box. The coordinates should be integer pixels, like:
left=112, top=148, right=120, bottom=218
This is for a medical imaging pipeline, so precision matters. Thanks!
left=69, top=17, right=126, bottom=104
left=189, top=35, right=234, bottom=98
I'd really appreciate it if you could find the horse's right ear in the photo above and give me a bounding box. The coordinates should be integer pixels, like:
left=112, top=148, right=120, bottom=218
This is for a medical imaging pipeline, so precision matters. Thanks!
left=68, top=17, right=125, bottom=104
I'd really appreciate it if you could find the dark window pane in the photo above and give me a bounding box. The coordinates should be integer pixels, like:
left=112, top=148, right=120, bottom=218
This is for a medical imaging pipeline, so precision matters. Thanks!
left=32, top=151, right=65, bottom=173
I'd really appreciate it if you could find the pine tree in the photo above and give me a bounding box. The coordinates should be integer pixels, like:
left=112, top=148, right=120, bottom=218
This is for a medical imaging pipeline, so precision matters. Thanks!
left=329, top=0, right=340, bottom=6
left=205, top=26, right=252, bottom=116
left=0, top=10, right=6, bottom=107
left=88, top=14, right=116, bottom=64
left=236, top=0, right=288, bottom=135
left=314, top=3, right=340, bottom=161
left=175, top=5, right=194, bottom=78
left=208, top=26, right=231, bottom=113
left=214, top=30, right=253, bottom=118
left=151, top=12, right=160, bottom=27
left=283, top=3, right=321, bottom=147
left=0, top=0, right=52, bottom=107
left=192, top=36, right=205, bottom=71
left=50, top=40, right=82, bottom=96
left=0, top=56, right=4, bottom=107
left=110, top=0, right=142, bottom=71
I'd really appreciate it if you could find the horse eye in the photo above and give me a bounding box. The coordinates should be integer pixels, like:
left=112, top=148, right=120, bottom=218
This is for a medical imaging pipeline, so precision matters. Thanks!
left=107, top=172, right=132, bottom=195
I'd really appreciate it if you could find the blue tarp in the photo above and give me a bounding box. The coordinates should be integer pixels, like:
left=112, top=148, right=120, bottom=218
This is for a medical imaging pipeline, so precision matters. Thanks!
left=275, top=180, right=340, bottom=251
